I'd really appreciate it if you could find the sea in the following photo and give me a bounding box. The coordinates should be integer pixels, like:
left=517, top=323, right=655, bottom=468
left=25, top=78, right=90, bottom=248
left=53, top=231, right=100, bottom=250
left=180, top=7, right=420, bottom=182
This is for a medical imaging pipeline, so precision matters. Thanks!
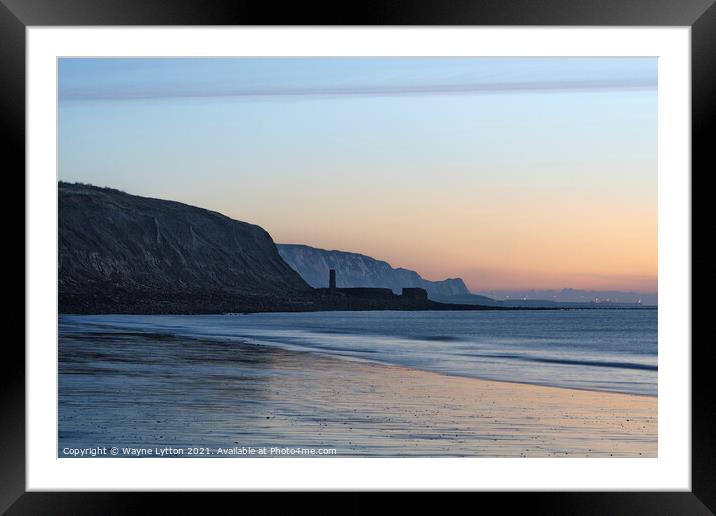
left=60, top=309, right=657, bottom=396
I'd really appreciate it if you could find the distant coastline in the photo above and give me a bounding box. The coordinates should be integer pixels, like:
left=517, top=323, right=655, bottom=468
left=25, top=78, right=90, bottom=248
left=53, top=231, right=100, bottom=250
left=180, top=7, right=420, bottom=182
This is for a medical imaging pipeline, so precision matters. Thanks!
left=58, top=182, right=654, bottom=315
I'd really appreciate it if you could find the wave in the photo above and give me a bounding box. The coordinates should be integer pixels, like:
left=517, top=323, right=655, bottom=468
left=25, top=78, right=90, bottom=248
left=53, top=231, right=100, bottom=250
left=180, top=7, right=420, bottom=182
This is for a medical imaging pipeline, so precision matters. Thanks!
left=526, top=356, right=656, bottom=371
left=413, top=335, right=465, bottom=342
left=456, top=351, right=656, bottom=371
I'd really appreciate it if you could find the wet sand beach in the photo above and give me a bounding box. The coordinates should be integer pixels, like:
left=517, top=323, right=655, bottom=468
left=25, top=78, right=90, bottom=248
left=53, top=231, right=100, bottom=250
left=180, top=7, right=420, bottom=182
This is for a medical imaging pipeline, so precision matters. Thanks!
left=59, top=331, right=657, bottom=457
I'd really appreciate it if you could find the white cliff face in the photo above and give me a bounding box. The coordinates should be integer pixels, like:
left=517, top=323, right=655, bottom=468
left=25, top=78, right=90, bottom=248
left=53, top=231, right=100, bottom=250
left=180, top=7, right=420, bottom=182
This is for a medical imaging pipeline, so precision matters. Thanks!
left=276, top=244, right=471, bottom=298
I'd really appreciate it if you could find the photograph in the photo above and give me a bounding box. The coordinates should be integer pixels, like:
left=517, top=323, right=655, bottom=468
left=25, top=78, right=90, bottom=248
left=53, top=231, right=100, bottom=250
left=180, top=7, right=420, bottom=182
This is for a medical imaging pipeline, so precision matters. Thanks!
left=57, top=56, right=658, bottom=459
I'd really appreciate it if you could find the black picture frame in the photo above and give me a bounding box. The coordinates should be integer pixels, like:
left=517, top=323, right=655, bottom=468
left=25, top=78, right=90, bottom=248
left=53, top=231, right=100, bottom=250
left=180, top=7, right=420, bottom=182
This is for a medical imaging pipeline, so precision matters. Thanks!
left=6, top=0, right=711, bottom=512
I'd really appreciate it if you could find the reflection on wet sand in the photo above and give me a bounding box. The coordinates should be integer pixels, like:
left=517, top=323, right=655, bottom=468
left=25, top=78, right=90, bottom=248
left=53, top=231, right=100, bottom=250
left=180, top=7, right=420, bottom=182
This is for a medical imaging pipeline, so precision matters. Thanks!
left=59, top=331, right=656, bottom=457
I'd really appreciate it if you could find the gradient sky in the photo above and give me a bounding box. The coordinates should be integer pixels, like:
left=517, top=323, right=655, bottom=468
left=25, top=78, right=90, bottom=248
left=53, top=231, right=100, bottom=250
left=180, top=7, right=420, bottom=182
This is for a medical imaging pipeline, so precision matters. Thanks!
left=58, top=58, right=657, bottom=293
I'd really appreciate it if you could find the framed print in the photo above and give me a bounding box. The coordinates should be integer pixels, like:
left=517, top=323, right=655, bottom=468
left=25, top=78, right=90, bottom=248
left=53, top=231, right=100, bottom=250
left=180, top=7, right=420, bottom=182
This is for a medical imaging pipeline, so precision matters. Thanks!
left=7, top=0, right=712, bottom=512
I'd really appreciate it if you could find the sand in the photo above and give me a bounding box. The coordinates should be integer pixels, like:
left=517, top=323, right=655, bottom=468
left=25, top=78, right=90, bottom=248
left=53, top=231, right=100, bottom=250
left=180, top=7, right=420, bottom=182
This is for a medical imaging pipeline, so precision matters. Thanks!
left=244, top=350, right=657, bottom=457
left=59, top=332, right=657, bottom=458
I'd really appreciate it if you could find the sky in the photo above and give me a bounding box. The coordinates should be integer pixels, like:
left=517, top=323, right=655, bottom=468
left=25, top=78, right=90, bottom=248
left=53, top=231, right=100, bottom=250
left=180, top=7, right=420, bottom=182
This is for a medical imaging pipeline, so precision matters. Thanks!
left=58, top=57, right=657, bottom=293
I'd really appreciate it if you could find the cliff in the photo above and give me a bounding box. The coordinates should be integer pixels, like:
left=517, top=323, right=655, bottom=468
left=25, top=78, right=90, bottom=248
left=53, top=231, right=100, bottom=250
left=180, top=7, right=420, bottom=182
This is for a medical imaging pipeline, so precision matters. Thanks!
left=58, top=183, right=311, bottom=313
left=276, top=244, right=471, bottom=300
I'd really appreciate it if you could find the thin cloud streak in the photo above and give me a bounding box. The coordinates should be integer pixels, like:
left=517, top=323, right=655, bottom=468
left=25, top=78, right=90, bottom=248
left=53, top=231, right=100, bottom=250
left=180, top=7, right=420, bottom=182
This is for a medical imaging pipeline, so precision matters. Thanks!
left=60, top=78, right=657, bottom=102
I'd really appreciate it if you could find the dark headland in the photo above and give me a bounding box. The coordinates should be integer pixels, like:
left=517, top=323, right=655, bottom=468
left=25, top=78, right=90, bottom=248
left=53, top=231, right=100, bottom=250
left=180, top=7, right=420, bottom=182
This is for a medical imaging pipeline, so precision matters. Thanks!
left=59, top=182, right=541, bottom=314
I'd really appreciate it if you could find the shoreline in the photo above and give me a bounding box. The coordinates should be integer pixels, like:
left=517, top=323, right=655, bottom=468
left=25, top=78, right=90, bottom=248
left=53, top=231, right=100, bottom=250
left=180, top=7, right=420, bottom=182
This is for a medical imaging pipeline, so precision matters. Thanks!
left=231, top=334, right=658, bottom=399
left=59, top=310, right=657, bottom=398
left=59, top=329, right=657, bottom=457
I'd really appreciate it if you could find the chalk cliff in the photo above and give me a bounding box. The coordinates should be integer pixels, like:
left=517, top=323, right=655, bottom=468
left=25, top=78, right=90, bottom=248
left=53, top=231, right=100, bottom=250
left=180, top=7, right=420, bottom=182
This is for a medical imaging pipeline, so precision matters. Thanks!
left=277, top=243, right=471, bottom=299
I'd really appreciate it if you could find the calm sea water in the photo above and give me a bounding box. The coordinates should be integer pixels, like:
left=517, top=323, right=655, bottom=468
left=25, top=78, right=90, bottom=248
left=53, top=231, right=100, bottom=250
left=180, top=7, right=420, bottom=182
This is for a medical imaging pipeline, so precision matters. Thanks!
left=60, top=309, right=657, bottom=396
